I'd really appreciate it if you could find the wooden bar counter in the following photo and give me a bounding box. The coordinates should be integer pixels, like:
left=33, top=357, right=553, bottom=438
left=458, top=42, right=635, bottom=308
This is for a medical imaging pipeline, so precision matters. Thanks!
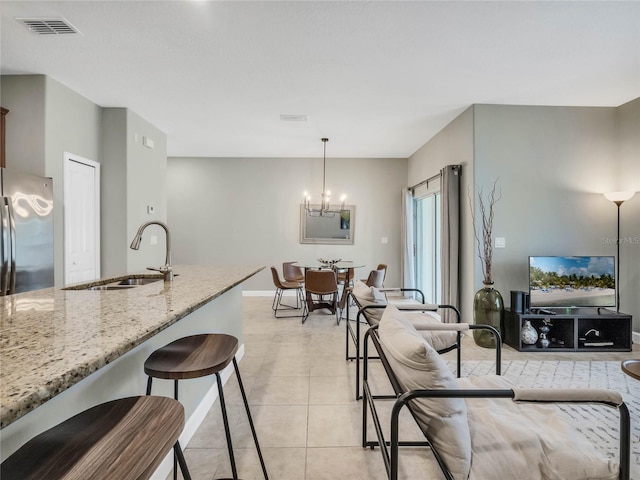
left=0, top=264, right=263, bottom=464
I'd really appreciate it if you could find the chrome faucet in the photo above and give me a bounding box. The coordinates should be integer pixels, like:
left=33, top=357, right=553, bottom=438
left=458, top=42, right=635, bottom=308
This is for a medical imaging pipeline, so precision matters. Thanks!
left=129, top=220, right=173, bottom=282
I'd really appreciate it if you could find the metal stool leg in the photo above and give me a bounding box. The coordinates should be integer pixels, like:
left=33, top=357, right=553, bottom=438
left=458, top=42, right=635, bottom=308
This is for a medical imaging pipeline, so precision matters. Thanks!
left=216, top=371, right=239, bottom=480
left=233, top=358, right=269, bottom=480
left=146, top=376, right=180, bottom=480
left=173, top=380, right=179, bottom=480
left=174, top=441, right=192, bottom=480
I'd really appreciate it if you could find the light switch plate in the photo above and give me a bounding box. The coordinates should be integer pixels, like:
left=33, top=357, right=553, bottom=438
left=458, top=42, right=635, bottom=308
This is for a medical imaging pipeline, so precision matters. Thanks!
left=495, top=237, right=506, bottom=248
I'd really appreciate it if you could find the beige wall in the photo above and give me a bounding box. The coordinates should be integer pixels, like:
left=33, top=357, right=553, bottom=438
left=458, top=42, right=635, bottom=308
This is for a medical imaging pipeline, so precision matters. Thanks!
left=167, top=156, right=408, bottom=290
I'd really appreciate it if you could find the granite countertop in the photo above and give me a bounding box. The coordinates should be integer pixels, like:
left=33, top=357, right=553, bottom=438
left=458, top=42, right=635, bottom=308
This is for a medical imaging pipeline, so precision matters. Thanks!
left=0, top=264, right=264, bottom=428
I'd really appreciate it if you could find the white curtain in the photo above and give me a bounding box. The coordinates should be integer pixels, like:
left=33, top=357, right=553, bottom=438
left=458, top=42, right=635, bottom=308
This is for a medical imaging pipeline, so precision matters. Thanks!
left=401, top=188, right=415, bottom=293
left=440, top=165, right=461, bottom=322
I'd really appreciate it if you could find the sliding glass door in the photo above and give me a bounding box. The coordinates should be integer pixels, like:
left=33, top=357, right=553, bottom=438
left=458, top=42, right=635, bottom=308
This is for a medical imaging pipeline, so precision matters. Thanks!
left=414, top=189, right=441, bottom=304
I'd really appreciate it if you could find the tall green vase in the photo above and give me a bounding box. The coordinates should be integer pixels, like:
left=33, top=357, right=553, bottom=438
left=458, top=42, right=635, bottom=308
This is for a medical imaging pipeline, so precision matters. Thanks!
left=473, top=283, right=504, bottom=348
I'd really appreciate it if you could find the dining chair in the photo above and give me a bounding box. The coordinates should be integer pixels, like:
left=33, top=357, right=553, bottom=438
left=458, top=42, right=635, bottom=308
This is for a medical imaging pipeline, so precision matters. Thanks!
left=304, top=269, right=340, bottom=324
left=270, top=267, right=306, bottom=319
left=283, top=261, right=305, bottom=284
left=375, top=263, right=387, bottom=285
left=364, top=268, right=385, bottom=288
left=336, top=265, right=354, bottom=287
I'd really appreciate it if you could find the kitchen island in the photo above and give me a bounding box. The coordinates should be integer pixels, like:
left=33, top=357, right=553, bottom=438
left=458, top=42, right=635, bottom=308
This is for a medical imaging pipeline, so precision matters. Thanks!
left=0, top=264, right=263, bottom=465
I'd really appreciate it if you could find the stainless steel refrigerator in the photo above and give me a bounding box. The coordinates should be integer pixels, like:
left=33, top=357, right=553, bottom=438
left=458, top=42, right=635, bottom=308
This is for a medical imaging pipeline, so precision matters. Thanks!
left=1, top=168, right=54, bottom=295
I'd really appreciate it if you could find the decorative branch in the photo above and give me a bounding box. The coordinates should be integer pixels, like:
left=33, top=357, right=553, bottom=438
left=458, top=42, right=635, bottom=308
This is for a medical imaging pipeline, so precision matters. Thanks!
left=469, top=178, right=501, bottom=285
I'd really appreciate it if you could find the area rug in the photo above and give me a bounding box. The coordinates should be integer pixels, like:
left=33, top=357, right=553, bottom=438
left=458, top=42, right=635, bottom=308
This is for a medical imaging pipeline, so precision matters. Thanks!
left=445, top=360, right=640, bottom=479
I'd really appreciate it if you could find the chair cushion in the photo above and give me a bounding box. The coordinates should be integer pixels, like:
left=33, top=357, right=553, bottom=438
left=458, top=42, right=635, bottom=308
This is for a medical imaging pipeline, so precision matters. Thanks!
left=379, top=305, right=471, bottom=479
left=459, top=375, right=619, bottom=480
left=403, top=310, right=458, bottom=351
left=352, top=280, right=387, bottom=324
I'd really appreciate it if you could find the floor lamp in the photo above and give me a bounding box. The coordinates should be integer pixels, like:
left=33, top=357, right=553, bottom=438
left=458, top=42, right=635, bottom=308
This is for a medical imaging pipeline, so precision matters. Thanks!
left=604, top=191, right=636, bottom=312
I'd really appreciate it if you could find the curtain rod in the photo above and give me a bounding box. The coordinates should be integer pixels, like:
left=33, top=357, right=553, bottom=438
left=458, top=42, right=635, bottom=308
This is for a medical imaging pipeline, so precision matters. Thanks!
left=409, top=172, right=441, bottom=192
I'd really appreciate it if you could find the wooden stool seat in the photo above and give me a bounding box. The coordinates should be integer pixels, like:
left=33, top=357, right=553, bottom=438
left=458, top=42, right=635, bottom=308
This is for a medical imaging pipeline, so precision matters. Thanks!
left=144, top=334, right=238, bottom=380
left=1, top=396, right=191, bottom=480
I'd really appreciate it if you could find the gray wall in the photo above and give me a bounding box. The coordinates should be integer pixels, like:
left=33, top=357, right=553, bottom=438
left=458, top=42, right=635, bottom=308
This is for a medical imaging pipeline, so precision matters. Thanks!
left=409, top=101, right=639, bottom=331
left=615, top=98, right=640, bottom=331
left=167, top=156, right=408, bottom=290
left=1, top=75, right=167, bottom=285
left=125, top=110, right=168, bottom=275
left=101, top=108, right=129, bottom=275
left=1, top=75, right=103, bottom=285
left=1, top=75, right=46, bottom=176
left=101, top=108, right=168, bottom=276
left=408, top=107, right=475, bottom=321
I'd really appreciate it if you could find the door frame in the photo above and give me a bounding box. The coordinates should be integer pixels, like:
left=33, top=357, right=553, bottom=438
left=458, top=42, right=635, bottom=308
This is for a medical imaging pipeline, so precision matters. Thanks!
left=413, top=185, right=442, bottom=304
left=63, top=152, right=100, bottom=284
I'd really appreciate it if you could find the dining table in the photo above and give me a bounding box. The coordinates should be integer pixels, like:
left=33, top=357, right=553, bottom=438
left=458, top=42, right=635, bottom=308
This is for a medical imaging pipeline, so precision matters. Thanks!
left=292, top=261, right=366, bottom=315
left=291, top=260, right=365, bottom=271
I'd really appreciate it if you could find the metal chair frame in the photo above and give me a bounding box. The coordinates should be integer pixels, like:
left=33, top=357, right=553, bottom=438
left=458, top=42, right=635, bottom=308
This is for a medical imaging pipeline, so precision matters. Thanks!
left=345, top=287, right=463, bottom=400
left=362, top=324, right=631, bottom=480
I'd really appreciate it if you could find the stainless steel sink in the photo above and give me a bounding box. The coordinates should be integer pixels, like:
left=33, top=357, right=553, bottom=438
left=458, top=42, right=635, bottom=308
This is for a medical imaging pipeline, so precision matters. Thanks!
left=117, top=277, right=163, bottom=286
left=63, top=275, right=164, bottom=290
left=86, top=285, right=137, bottom=291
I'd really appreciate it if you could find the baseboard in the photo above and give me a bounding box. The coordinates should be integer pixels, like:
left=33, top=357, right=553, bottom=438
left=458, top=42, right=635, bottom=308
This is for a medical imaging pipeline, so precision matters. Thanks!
left=244, top=290, right=297, bottom=297
left=633, top=331, right=640, bottom=344
left=151, top=344, right=245, bottom=479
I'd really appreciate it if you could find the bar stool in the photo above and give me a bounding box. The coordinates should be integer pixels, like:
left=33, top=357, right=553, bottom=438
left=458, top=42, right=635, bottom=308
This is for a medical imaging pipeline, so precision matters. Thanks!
left=144, top=333, right=268, bottom=480
left=0, top=396, right=192, bottom=480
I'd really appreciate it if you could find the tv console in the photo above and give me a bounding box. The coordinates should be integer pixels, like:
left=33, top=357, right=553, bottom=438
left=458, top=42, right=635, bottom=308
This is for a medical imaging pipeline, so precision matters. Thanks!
left=504, top=307, right=632, bottom=352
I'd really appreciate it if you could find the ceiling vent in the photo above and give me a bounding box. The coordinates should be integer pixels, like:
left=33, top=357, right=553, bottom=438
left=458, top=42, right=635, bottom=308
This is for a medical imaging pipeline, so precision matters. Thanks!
left=16, top=18, right=81, bottom=35
left=280, top=114, right=309, bottom=122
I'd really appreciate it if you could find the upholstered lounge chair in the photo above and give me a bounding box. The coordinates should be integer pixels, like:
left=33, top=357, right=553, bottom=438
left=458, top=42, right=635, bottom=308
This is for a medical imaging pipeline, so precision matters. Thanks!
left=362, top=305, right=630, bottom=480
left=346, top=280, right=466, bottom=399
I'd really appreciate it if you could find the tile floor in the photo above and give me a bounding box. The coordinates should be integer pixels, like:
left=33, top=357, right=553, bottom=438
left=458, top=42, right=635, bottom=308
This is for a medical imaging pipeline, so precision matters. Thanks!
left=175, top=295, right=638, bottom=480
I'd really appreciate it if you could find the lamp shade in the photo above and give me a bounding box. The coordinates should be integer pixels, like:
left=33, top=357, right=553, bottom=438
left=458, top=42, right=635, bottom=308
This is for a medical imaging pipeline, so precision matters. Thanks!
left=604, top=191, right=635, bottom=204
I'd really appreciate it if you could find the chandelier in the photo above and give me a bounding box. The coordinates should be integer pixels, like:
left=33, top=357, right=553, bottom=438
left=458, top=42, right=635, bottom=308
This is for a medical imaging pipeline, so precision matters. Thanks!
left=303, top=138, right=346, bottom=217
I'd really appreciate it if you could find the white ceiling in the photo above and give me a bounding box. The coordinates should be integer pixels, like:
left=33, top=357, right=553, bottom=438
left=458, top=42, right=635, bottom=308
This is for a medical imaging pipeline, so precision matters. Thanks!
left=1, top=1, right=639, bottom=158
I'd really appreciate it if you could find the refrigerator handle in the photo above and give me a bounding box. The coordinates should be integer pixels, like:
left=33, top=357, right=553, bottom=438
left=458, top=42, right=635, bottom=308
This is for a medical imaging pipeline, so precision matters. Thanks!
left=7, top=199, right=17, bottom=294
left=1, top=196, right=9, bottom=296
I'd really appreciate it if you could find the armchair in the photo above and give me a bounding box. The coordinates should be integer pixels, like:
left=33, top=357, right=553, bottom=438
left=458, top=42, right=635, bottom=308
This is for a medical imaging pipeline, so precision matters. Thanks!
left=362, top=305, right=630, bottom=480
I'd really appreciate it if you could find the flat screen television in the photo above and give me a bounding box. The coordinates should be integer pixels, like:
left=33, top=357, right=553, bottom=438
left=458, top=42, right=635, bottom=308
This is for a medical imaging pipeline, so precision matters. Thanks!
left=529, top=256, right=616, bottom=308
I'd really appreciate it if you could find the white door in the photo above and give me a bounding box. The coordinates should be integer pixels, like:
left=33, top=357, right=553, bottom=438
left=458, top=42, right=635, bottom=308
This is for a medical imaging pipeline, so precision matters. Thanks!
left=64, top=153, right=100, bottom=285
